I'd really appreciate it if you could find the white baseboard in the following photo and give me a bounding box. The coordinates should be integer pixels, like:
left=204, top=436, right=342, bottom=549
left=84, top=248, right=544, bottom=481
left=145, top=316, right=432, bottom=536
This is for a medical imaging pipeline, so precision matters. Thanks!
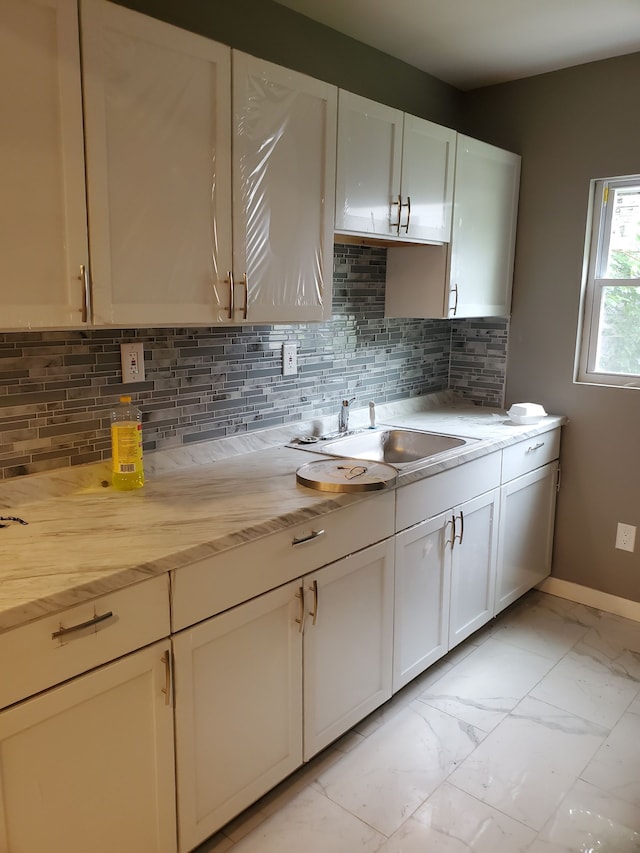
left=537, top=577, right=640, bottom=623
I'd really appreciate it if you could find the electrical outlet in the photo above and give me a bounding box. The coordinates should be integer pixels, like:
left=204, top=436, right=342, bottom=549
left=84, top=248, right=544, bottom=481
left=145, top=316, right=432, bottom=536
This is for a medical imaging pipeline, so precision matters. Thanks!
left=282, top=343, right=297, bottom=376
left=121, top=342, right=145, bottom=384
left=615, top=522, right=636, bottom=552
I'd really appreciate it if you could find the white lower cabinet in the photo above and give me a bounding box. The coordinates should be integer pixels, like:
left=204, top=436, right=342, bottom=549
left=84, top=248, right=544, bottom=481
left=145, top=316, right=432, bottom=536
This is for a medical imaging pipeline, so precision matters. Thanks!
left=393, top=488, right=499, bottom=692
left=393, top=453, right=502, bottom=693
left=172, top=537, right=394, bottom=852
left=448, top=489, right=500, bottom=648
left=172, top=581, right=303, bottom=853
left=0, top=639, right=177, bottom=853
left=393, top=511, right=452, bottom=692
left=303, top=539, right=394, bottom=759
left=495, top=460, right=559, bottom=615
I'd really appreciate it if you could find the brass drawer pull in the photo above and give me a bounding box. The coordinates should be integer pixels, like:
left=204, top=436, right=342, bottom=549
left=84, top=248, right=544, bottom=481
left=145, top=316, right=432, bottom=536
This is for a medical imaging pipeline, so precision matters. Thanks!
left=161, top=649, right=172, bottom=706
left=445, top=514, right=456, bottom=551
left=51, top=610, right=114, bottom=640
left=295, top=585, right=306, bottom=633
left=292, top=529, right=325, bottom=546
left=227, top=270, right=234, bottom=320
left=79, top=264, right=91, bottom=323
left=309, top=579, right=319, bottom=626
left=526, top=442, right=545, bottom=453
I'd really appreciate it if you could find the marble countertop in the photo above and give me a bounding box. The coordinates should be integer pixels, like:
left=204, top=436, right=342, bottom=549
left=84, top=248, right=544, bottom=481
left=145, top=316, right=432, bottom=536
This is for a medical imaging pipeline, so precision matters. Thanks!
left=0, top=393, right=565, bottom=633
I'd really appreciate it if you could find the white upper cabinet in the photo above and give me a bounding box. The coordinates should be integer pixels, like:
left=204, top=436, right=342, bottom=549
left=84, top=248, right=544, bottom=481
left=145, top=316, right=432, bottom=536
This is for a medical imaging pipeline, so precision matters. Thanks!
left=386, top=135, right=521, bottom=319
left=449, top=135, right=521, bottom=317
left=335, top=91, right=455, bottom=244
left=335, top=93, right=403, bottom=237
left=1, top=1, right=337, bottom=330
left=0, top=0, right=89, bottom=329
left=232, top=52, right=337, bottom=322
left=82, top=0, right=233, bottom=326
left=400, top=114, right=456, bottom=242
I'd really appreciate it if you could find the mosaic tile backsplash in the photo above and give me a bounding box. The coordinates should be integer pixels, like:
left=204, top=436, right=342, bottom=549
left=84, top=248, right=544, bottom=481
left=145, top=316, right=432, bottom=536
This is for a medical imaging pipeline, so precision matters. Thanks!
left=0, top=244, right=508, bottom=479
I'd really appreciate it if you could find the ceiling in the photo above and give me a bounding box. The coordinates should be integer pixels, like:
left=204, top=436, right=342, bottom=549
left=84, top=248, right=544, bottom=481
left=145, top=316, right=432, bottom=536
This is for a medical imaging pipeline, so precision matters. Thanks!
left=274, top=0, right=640, bottom=90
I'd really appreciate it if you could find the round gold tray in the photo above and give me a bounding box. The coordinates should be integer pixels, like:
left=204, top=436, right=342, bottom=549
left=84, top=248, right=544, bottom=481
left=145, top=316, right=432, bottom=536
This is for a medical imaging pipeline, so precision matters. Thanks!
left=296, top=458, right=397, bottom=493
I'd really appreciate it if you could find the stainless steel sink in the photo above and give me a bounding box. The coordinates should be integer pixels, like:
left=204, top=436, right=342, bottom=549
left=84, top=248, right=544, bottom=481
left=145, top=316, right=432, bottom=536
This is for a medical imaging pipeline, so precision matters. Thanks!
left=302, top=428, right=470, bottom=467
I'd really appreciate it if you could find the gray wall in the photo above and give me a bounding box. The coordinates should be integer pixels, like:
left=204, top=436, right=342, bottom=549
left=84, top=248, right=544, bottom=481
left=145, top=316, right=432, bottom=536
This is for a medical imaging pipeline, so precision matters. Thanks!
left=463, top=53, right=640, bottom=602
left=113, top=0, right=462, bottom=128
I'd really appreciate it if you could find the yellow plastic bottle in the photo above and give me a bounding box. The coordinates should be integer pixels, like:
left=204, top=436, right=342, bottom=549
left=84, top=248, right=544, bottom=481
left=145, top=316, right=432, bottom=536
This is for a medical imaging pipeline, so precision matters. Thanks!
left=110, top=395, right=144, bottom=490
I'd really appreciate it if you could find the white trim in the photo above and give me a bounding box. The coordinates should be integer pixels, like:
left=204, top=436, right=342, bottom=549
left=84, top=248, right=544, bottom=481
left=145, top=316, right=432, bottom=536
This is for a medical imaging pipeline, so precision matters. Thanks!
left=575, top=174, right=640, bottom=388
left=537, top=577, right=640, bottom=623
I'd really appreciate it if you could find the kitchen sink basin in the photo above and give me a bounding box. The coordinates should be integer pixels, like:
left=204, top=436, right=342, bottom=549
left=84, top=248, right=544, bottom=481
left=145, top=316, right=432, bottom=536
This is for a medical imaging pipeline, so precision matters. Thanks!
left=305, top=428, right=470, bottom=467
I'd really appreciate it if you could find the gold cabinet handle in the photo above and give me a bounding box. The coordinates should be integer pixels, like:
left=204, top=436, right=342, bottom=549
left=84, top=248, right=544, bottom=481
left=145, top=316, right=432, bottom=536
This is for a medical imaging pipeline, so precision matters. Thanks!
left=450, top=283, right=459, bottom=316
left=78, top=264, right=91, bottom=323
left=240, top=273, right=248, bottom=319
left=308, top=579, right=319, bottom=626
left=401, top=195, right=411, bottom=233
left=226, top=270, right=234, bottom=320
left=51, top=610, right=113, bottom=640
left=390, top=194, right=402, bottom=233
left=161, top=649, right=172, bottom=706
left=292, top=529, right=325, bottom=546
left=445, top=514, right=456, bottom=551
left=295, top=585, right=306, bottom=633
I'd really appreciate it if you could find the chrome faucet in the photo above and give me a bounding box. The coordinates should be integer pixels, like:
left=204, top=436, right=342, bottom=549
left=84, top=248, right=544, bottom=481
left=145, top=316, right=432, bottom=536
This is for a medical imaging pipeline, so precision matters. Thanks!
left=338, top=397, right=355, bottom=434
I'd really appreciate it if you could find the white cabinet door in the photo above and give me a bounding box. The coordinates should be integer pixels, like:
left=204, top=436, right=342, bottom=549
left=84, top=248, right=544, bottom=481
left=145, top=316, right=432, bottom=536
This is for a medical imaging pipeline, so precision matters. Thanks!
left=0, top=640, right=176, bottom=853
left=449, top=489, right=500, bottom=648
left=82, top=0, right=233, bottom=326
left=393, top=512, right=452, bottom=693
left=400, top=115, right=455, bottom=243
left=0, top=0, right=89, bottom=330
left=232, top=52, right=336, bottom=322
left=495, top=461, right=559, bottom=615
left=386, top=136, right=520, bottom=319
left=303, top=538, right=394, bottom=759
left=448, top=135, right=521, bottom=317
left=172, top=581, right=303, bottom=853
left=335, top=91, right=403, bottom=237
left=335, top=92, right=455, bottom=244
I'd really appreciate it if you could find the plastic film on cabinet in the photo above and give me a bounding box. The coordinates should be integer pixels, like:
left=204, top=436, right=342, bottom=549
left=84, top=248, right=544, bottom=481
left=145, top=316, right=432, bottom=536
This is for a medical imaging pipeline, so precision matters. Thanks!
left=232, top=53, right=337, bottom=322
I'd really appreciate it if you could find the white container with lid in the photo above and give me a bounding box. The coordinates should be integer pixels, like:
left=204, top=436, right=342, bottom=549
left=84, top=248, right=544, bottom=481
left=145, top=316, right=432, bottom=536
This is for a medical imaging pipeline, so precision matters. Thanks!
left=507, top=402, right=547, bottom=424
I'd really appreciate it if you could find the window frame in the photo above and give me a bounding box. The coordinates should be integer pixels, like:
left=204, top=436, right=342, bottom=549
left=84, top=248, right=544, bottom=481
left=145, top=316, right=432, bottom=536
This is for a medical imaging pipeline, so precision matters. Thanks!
left=575, top=174, right=640, bottom=389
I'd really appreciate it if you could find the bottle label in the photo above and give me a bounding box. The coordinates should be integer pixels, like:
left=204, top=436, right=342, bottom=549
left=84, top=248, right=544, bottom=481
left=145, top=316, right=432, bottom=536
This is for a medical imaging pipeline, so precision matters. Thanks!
left=111, top=422, right=143, bottom=474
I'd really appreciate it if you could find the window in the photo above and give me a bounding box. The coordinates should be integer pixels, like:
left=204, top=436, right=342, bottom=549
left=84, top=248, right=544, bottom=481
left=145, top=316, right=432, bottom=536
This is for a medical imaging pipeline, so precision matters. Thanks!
left=576, top=175, right=640, bottom=387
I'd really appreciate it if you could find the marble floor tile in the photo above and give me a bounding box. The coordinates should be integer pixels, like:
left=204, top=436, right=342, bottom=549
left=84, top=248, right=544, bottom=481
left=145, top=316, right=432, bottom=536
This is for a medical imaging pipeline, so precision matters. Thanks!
left=418, top=637, right=556, bottom=731
left=448, top=696, right=608, bottom=831
left=353, top=653, right=459, bottom=738
left=578, top=611, right=640, bottom=680
left=377, top=782, right=537, bottom=853
left=354, top=631, right=494, bottom=740
left=529, top=646, right=639, bottom=728
left=193, top=832, right=234, bottom=853
left=581, top=694, right=640, bottom=808
left=529, top=779, right=640, bottom=852
left=222, top=786, right=385, bottom=853
left=315, top=701, right=486, bottom=837
left=488, top=594, right=589, bottom=661
left=525, top=591, right=604, bottom=629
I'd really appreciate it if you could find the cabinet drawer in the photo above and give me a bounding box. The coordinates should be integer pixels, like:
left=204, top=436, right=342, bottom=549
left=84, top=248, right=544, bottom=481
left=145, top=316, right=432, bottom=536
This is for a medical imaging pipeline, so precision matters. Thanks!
left=171, top=490, right=395, bottom=631
left=0, top=574, right=170, bottom=711
left=396, top=453, right=501, bottom=532
left=501, top=428, right=560, bottom=482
